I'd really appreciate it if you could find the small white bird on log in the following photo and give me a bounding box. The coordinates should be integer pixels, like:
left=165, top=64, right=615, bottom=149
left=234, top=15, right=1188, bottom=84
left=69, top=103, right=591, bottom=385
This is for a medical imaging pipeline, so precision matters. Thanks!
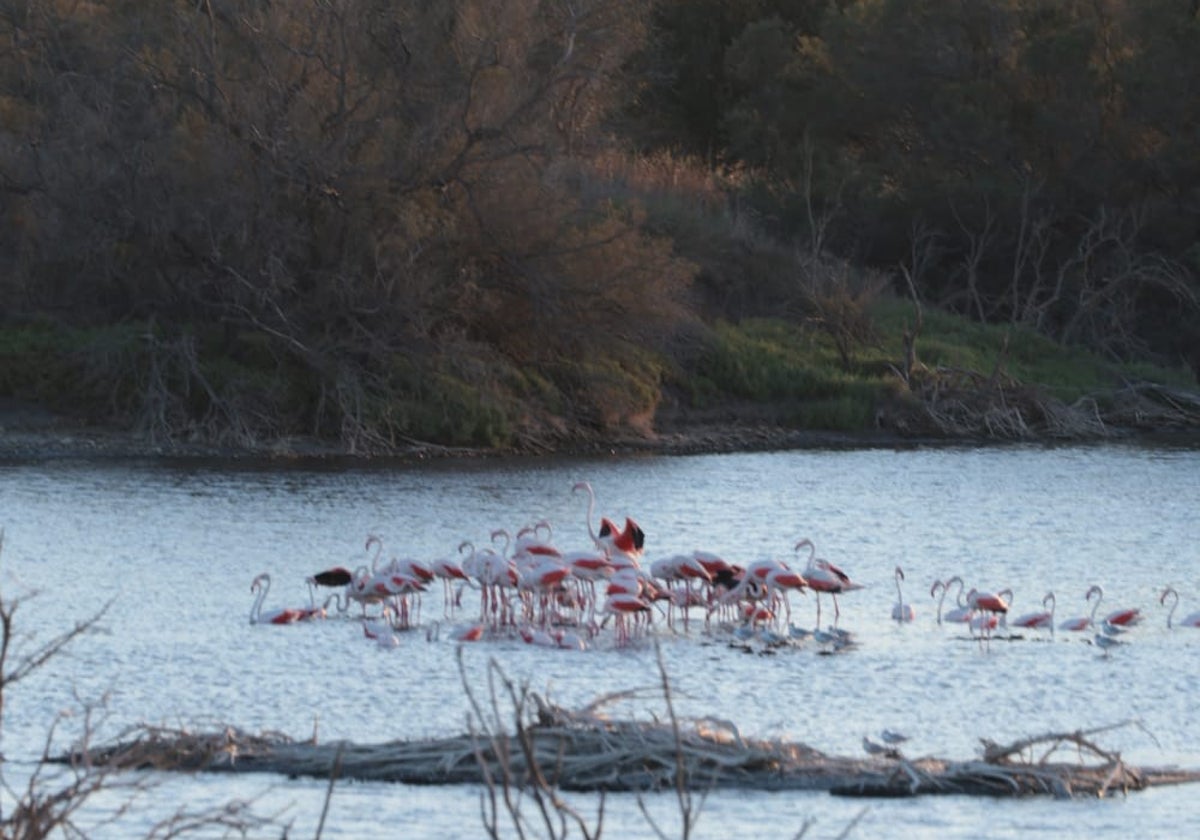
left=880, top=729, right=910, bottom=745
left=862, top=736, right=899, bottom=758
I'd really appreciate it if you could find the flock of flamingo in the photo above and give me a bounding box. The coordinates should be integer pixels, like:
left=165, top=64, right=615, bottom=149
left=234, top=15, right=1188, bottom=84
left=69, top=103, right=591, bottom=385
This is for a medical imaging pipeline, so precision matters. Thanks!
left=247, top=481, right=1197, bottom=655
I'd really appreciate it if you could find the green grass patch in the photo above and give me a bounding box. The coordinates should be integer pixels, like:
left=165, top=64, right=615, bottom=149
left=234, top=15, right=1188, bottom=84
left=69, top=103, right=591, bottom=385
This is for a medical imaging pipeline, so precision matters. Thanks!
left=680, top=298, right=1196, bottom=433
left=869, top=297, right=1197, bottom=398
left=685, top=318, right=895, bottom=430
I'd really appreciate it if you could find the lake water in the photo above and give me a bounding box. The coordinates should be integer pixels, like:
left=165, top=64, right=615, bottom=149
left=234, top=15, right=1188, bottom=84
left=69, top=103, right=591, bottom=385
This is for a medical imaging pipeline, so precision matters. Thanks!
left=1, top=442, right=1198, bottom=838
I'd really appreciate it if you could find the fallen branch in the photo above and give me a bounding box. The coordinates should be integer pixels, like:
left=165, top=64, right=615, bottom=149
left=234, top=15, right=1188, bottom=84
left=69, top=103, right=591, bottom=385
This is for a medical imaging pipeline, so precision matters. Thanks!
left=62, top=711, right=1200, bottom=801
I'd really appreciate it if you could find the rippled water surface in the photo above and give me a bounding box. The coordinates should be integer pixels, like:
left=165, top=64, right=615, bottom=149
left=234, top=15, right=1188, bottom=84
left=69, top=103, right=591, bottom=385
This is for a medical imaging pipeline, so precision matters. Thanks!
left=2, top=442, right=1199, bottom=838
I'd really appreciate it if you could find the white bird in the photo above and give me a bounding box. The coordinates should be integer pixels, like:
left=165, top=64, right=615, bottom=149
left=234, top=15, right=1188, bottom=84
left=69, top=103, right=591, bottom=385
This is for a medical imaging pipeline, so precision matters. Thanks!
left=1099, top=620, right=1128, bottom=636
left=891, top=566, right=916, bottom=623
left=880, top=729, right=910, bottom=746
left=1092, top=633, right=1125, bottom=657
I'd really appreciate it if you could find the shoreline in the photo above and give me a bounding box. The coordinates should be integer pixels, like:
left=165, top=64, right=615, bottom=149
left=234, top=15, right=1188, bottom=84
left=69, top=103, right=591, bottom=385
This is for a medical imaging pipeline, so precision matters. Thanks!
left=2, top=412, right=1198, bottom=463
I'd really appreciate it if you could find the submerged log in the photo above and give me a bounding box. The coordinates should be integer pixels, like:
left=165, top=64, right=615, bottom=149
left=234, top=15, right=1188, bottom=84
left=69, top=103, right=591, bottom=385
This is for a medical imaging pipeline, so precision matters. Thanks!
left=65, top=712, right=1200, bottom=800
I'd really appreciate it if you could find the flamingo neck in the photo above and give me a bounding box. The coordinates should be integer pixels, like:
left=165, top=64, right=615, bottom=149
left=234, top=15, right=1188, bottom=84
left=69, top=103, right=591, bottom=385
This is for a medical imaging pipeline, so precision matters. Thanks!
left=932, top=582, right=948, bottom=623
left=1163, top=589, right=1179, bottom=628
left=575, top=482, right=598, bottom=543
left=250, top=578, right=269, bottom=623
left=949, top=578, right=966, bottom=607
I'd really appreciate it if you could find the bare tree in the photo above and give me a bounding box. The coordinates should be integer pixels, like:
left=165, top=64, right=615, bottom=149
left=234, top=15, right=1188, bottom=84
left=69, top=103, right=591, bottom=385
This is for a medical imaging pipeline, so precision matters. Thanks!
left=1057, top=206, right=1196, bottom=358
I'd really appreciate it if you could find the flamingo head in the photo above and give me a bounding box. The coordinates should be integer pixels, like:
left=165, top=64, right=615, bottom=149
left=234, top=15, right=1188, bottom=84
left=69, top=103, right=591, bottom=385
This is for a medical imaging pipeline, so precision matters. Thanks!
left=794, top=539, right=815, bottom=562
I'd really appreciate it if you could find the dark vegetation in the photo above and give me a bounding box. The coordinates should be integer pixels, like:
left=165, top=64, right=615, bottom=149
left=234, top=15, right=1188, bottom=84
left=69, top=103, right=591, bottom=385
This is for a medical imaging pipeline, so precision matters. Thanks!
left=2, top=0, right=1199, bottom=453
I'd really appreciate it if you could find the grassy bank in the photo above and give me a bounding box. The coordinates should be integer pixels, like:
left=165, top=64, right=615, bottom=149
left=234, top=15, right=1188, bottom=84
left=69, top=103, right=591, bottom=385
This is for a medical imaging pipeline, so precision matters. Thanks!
left=0, top=300, right=1196, bottom=453
left=677, top=297, right=1197, bottom=434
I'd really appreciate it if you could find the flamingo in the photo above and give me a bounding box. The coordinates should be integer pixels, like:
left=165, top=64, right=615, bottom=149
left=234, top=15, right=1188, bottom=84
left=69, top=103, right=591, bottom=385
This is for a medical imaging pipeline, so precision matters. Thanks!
left=601, top=592, right=653, bottom=646
left=930, top=579, right=948, bottom=624
left=345, top=565, right=392, bottom=616
left=967, top=611, right=1000, bottom=651
left=1160, top=587, right=1200, bottom=628
left=448, top=623, right=484, bottom=642
left=1009, top=592, right=1056, bottom=635
left=307, top=566, right=354, bottom=588
left=431, top=555, right=470, bottom=614
left=965, top=587, right=1011, bottom=616
left=732, top=557, right=805, bottom=628
left=363, top=608, right=400, bottom=647
left=693, top=550, right=733, bottom=578
left=516, top=556, right=572, bottom=627
left=305, top=566, right=353, bottom=615
left=1091, top=585, right=1142, bottom=627
left=1059, top=585, right=1103, bottom=632
left=940, top=576, right=974, bottom=624
left=364, top=533, right=387, bottom=571
left=795, top=539, right=862, bottom=626
left=891, top=566, right=915, bottom=623
left=649, top=554, right=704, bottom=631
left=513, top=521, right=562, bottom=560
left=573, top=481, right=644, bottom=565
left=249, top=573, right=306, bottom=625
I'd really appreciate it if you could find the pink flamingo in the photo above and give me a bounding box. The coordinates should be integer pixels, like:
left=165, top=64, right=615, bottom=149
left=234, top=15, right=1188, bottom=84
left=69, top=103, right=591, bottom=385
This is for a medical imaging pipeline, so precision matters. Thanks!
left=249, top=573, right=306, bottom=625
left=1010, top=592, right=1056, bottom=635
left=795, top=538, right=862, bottom=626
left=891, top=566, right=916, bottom=623
left=513, top=521, right=562, bottom=560
left=969, top=611, right=1000, bottom=650
left=431, top=555, right=470, bottom=614
left=649, top=554, right=699, bottom=631
left=1160, top=587, right=1200, bottom=628
left=966, top=587, right=1011, bottom=617
left=601, top=593, right=653, bottom=646
left=1059, top=585, right=1103, bottom=632
left=1090, top=585, right=1142, bottom=627
left=940, top=576, right=974, bottom=623
left=452, top=623, right=485, bottom=642
left=573, top=481, right=645, bottom=566
left=962, top=586, right=1008, bottom=648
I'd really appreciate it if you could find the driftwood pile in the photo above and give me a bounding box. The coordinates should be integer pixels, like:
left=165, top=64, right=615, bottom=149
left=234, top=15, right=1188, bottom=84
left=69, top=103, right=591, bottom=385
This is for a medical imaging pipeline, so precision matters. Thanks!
left=65, top=706, right=1199, bottom=801
left=900, top=362, right=1200, bottom=442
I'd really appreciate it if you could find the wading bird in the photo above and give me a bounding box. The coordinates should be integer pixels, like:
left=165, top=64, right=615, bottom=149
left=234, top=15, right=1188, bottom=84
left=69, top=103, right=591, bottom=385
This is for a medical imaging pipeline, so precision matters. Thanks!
left=1059, top=585, right=1103, bottom=632
left=891, top=566, right=916, bottom=623
left=1160, top=586, right=1200, bottom=628
left=250, top=573, right=307, bottom=625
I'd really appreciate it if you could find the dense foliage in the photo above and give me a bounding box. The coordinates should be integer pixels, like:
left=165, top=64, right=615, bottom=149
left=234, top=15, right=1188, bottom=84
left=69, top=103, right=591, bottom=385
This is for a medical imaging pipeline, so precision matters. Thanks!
left=1, top=0, right=1197, bottom=450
